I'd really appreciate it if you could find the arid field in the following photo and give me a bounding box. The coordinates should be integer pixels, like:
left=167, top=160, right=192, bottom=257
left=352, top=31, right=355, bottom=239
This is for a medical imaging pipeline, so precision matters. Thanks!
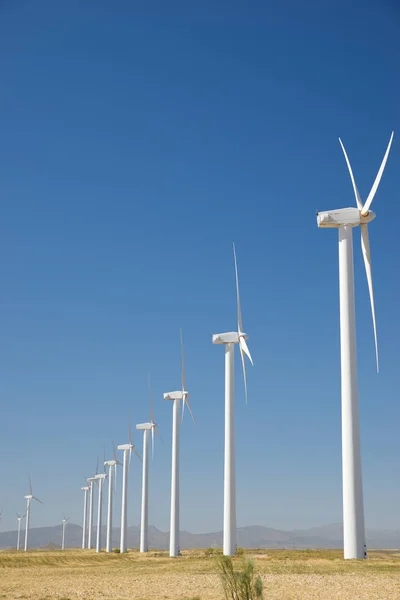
left=0, top=548, right=399, bottom=600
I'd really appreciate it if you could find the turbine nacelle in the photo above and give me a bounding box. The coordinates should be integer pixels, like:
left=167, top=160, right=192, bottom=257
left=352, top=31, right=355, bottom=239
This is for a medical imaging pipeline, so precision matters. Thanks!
left=104, top=460, right=117, bottom=467
left=81, top=486, right=89, bottom=491
left=317, top=207, right=376, bottom=228
left=163, top=390, right=188, bottom=401
left=117, top=443, right=133, bottom=451
left=94, top=473, right=107, bottom=480
left=136, top=422, right=153, bottom=430
left=212, top=331, right=248, bottom=345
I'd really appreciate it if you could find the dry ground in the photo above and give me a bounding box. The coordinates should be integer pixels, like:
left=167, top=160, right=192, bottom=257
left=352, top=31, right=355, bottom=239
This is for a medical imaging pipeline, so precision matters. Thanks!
left=0, top=548, right=399, bottom=600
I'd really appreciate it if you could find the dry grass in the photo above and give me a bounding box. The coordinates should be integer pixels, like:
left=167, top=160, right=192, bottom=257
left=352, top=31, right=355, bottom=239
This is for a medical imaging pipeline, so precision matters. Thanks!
left=0, top=548, right=399, bottom=599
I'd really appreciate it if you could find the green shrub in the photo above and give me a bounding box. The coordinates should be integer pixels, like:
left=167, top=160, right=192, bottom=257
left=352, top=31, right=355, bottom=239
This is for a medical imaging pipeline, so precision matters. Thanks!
left=236, top=547, right=244, bottom=557
left=216, top=555, right=263, bottom=600
left=112, top=547, right=120, bottom=553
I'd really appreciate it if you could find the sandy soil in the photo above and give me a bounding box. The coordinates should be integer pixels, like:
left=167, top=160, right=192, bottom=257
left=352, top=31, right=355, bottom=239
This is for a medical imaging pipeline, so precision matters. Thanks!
left=0, top=549, right=399, bottom=600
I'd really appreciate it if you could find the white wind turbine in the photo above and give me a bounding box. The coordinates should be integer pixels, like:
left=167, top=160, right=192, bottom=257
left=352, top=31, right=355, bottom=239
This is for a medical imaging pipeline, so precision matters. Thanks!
left=212, top=244, right=254, bottom=557
left=81, top=485, right=89, bottom=549
left=24, top=477, right=43, bottom=551
left=136, top=375, right=161, bottom=553
left=86, top=475, right=97, bottom=550
left=95, top=465, right=107, bottom=553
left=118, top=421, right=141, bottom=553
left=16, top=512, right=26, bottom=551
left=104, top=442, right=121, bottom=553
left=317, top=132, right=394, bottom=560
left=61, top=513, right=70, bottom=551
left=164, top=330, right=195, bottom=558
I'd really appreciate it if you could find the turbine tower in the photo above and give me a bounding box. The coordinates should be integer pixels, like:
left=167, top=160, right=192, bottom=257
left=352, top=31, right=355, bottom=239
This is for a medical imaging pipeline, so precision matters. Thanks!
left=16, top=512, right=26, bottom=551
left=95, top=471, right=107, bottom=553
left=86, top=476, right=97, bottom=550
left=24, top=478, right=43, bottom=551
left=61, top=513, right=70, bottom=551
left=316, top=132, right=394, bottom=560
left=104, top=442, right=120, bottom=553
left=136, top=375, right=160, bottom=553
left=81, top=486, right=89, bottom=549
left=164, top=330, right=195, bottom=558
left=118, top=422, right=141, bottom=553
left=212, top=245, right=254, bottom=557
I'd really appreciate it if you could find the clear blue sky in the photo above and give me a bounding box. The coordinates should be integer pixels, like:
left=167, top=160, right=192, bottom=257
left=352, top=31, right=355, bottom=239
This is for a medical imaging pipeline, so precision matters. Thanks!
left=1, top=0, right=399, bottom=535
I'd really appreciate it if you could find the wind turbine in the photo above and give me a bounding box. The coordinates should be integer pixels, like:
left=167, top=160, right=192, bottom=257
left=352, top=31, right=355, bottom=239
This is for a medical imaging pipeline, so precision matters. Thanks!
left=118, top=421, right=141, bottom=553
left=86, top=475, right=97, bottom=550
left=61, top=513, right=70, bottom=551
left=81, top=486, right=89, bottom=549
left=24, top=477, right=43, bottom=551
left=212, top=244, right=254, bottom=556
left=104, top=442, right=121, bottom=553
left=95, top=470, right=107, bottom=553
left=317, top=132, right=394, bottom=560
left=16, top=512, right=26, bottom=551
left=164, top=330, right=195, bottom=558
left=136, top=375, right=161, bottom=553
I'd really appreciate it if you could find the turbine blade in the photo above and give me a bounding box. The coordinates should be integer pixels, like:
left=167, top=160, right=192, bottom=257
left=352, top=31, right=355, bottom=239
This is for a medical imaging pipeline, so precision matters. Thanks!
left=114, top=463, right=117, bottom=491
left=33, top=496, right=43, bottom=505
left=185, top=397, right=196, bottom=425
left=148, top=373, right=155, bottom=424
left=180, top=329, right=186, bottom=393
left=361, top=223, right=379, bottom=372
left=181, top=396, right=185, bottom=423
left=95, top=457, right=99, bottom=476
left=29, top=475, right=33, bottom=496
left=239, top=335, right=254, bottom=366
left=362, top=131, right=394, bottom=215
left=62, top=512, right=66, bottom=521
left=134, top=447, right=142, bottom=461
left=239, top=342, right=249, bottom=404
left=128, top=415, right=133, bottom=446
left=113, top=440, right=117, bottom=462
left=233, top=243, right=243, bottom=333
left=338, top=137, right=363, bottom=211
left=155, top=427, right=163, bottom=444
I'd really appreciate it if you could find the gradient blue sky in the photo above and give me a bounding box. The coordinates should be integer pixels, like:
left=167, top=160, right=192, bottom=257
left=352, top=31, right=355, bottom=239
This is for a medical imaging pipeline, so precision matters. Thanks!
left=1, top=0, right=399, bottom=535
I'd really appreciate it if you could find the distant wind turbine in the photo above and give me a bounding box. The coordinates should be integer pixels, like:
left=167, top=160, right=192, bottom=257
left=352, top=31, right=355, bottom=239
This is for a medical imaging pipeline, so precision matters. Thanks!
left=81, top=486, right=89, bottom=549
left=86, top=475, right=97, bottom=549
left=212, top=244, right=254, bottom=556
left=164, top=330, right=195, bottom=558
left=316, top=132, right=394, bottom=559
left=118, top=421, right=141, bottom=553
left=61, top=513, right=71, bottom=551
left=16, top=512, right=26, bottom=551
left=95, top=454, right=107, bottom=553
left=24, top=477, right=43, bottom=551
left=136, top=375, right=161, bottom=553
left=104, top=442, right=121, bottom=553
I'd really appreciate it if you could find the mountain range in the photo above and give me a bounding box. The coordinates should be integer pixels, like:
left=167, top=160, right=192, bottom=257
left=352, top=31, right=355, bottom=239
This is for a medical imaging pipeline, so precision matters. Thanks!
left=1, top=523, right=399, bottom=550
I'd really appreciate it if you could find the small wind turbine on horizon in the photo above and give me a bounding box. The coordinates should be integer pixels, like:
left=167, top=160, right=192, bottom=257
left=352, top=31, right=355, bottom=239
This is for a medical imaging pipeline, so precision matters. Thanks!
left=164, top=330, right=195, bottom=558
left=212, top=244, right=254, bottom=557
left=118, top=420, right=141, bottom=553
left=136, top=375, right=161, bottom=553
left=316, top=132, right=394, bottom=560
left=24, top=477, right=43, bottom=551
left=61, top=513, right=70, bottom=551
left=16, top=512, right=26, bottom=551
left=80, top=485, right=89, bottom=549
left=104, top=442, right=121, bottom=553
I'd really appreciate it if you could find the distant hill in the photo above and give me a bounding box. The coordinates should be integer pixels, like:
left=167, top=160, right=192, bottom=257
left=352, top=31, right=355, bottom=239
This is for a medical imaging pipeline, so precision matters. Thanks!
left=1, top=523, right=399, bottom=551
